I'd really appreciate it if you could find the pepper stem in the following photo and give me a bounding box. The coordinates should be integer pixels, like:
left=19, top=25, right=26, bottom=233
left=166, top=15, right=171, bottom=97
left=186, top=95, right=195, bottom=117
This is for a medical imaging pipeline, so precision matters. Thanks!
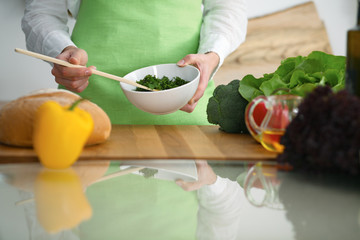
left=68, top=98, right=86, bottom=111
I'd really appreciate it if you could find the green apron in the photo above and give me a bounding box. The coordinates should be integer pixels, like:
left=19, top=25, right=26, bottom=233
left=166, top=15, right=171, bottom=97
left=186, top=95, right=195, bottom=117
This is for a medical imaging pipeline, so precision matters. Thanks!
left=65, top=0, right=215, bottom=125
left=70, top=2, right=204, bottom=238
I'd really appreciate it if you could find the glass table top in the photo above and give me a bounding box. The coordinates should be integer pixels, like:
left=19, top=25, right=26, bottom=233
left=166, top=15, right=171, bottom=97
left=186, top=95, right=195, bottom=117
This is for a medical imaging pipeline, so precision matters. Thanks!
left=0, top=159, right=359, bottom=240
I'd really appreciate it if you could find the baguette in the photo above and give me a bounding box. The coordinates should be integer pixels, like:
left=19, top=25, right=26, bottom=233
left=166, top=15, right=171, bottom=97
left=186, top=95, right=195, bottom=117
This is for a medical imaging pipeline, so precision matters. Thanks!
left=0, top=89, right=111, bottom=147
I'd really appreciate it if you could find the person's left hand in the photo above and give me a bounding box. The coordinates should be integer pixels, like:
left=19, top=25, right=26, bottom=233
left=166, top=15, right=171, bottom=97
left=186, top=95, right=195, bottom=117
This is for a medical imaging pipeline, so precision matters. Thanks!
left=177, top=52, right=220, bottom=113
left=175, top=160, right=217, bottom=191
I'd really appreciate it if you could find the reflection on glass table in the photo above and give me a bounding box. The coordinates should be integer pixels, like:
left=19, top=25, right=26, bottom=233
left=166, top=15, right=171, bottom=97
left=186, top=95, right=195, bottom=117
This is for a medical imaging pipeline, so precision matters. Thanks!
left=0, top=160, right=359, bottom=240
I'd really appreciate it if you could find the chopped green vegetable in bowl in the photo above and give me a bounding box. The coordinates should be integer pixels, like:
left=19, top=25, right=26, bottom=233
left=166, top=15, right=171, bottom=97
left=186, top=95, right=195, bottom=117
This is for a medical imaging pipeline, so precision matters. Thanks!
left=135, top=74, right=189, bottom=91
left=120, top=63, right=200, bottom=115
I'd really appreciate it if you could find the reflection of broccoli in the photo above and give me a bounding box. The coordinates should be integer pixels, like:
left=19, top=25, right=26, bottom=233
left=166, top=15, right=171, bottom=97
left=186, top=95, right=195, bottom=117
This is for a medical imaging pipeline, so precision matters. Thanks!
left=206, top=80, right=249, bottom=133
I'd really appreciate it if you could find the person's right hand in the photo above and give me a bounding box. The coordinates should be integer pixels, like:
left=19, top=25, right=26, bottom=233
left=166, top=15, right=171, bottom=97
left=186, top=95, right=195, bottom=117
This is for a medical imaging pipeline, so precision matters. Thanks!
left=51, top=46, right=95, bottom=92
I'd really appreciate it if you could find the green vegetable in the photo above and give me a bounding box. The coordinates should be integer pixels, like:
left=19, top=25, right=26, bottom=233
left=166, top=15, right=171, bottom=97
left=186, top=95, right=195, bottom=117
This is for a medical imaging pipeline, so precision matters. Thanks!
left=277, top=86, right=360, bottom=175
left=207, top=80, right=249, bottom=133
left=135, top=74, right=188, bottom=91
left=239, top=51, right=346, bottom=102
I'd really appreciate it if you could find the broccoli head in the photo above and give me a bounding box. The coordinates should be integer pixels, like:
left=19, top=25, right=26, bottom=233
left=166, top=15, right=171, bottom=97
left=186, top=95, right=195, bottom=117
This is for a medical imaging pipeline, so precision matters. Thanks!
left=207, top=80, right=249, bottom=133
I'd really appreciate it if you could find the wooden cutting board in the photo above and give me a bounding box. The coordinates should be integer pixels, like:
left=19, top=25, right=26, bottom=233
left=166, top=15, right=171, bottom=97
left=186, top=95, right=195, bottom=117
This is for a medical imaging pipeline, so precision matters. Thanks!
left=0, top=125, right=277, bottom=163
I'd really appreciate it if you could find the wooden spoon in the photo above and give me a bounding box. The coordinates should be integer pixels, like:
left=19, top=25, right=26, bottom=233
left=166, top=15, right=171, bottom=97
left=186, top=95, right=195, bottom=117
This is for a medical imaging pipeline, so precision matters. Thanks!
left=14, top=48, right=156, bottom=91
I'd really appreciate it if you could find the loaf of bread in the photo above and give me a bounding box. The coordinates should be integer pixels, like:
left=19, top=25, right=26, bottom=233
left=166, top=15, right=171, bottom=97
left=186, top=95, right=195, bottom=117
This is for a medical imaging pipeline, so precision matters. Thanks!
left=0, top=89, right=111, bottom=147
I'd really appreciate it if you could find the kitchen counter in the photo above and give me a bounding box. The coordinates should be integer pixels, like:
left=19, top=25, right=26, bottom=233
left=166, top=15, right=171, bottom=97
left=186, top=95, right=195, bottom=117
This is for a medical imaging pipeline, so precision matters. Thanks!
left=0, top=125, right=277, bottom=163
left=1, top=159, right=359, bottom=240
left=0, top=109, right=358, bottom=240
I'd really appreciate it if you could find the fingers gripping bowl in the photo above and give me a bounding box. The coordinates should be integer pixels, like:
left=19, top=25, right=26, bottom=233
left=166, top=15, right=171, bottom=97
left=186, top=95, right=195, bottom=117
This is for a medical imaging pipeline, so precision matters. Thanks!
left=120, top=64, right=200, bottom=115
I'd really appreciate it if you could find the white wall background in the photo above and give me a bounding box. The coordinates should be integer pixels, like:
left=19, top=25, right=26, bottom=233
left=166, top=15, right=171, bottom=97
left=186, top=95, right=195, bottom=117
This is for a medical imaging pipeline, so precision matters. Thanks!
left=0, top=0, right=357, bottom=101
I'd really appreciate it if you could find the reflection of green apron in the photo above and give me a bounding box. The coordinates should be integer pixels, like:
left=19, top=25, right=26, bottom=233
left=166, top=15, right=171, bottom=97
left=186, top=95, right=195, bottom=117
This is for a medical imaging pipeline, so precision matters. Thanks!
left=65, top=0, right=215, bottom=125
left=80, top=162, right=198, bottom=240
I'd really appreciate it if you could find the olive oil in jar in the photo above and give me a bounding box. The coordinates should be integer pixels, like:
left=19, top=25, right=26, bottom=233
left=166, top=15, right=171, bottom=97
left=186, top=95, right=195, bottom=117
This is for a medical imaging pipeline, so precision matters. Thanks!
left=260, top=129, right=285, bottom=153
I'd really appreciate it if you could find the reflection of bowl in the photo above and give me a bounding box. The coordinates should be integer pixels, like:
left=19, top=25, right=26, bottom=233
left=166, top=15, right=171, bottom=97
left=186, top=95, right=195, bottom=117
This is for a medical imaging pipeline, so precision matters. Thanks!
left=120, top=159, right=198, bottom=182
left=120, top=64, right=200, bottom=115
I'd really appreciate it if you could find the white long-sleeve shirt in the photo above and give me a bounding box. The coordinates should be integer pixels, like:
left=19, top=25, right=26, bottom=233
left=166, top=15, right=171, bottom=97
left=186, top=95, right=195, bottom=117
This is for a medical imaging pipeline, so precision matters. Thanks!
left=197, top=176, right=246, bottom=240
left=21, top=0, right=248, bottom=68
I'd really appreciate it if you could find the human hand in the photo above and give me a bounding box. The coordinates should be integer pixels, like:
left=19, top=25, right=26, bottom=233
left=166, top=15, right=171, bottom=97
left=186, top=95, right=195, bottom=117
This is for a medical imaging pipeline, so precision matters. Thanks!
left=177, top=52, right=220, bottom=113
left=175, top=160, right=217, bottom=191
left=51, top=46, right=95, bottom=93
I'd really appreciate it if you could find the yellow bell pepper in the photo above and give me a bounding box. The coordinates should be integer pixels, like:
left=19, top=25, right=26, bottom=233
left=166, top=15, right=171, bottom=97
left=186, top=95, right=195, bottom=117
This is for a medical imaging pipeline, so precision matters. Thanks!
left=35, top=168, right=93, bottom=233
left=33, top=99, right=94, bottom=169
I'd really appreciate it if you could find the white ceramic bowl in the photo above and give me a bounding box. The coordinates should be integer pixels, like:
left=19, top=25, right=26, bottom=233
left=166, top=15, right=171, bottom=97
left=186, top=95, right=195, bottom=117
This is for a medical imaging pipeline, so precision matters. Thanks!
left=120, top=63, right=200, bottom=115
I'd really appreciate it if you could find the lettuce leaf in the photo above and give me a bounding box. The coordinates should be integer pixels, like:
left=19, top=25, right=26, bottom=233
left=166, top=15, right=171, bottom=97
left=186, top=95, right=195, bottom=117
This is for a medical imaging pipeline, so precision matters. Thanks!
left=239, top=51, right=346, bottom=102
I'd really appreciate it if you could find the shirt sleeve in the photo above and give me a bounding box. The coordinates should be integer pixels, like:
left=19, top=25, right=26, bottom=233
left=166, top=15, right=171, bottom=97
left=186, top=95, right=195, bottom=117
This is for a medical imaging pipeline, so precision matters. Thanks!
left=21, top=0, right=80, bottom=58
left=199, top=0, right=248, bottom=67
left=196, top=176, right=245, bottom=240
left=197, top=176, right=245, bottom=213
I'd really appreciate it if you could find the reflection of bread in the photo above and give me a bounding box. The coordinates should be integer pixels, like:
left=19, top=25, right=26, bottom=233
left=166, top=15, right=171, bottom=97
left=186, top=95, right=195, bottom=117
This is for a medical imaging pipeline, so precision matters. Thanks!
left=5, top=161, right=110, bottom=193
left=0, top=89, right=111, bottom=147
